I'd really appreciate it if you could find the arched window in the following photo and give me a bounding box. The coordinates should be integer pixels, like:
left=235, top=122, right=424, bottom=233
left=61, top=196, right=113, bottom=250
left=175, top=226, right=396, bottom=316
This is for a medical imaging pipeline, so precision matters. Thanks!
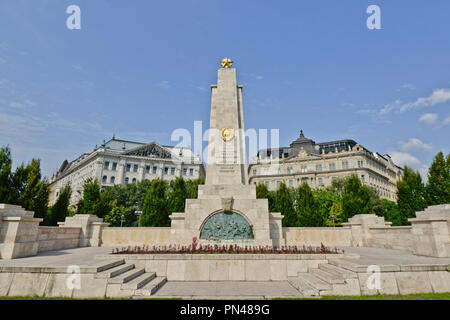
left=110, top=176, right=115, bottom=184
left=132, top=178, right=137, bottom=184
left=102, top=175, right=107, bottom=183
left=125, top=177, right=129, bottom=184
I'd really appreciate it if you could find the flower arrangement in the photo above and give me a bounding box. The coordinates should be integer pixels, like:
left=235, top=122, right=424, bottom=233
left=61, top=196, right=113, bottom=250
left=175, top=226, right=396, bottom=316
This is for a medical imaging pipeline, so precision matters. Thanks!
left=111, top=242, right=342, bottom=255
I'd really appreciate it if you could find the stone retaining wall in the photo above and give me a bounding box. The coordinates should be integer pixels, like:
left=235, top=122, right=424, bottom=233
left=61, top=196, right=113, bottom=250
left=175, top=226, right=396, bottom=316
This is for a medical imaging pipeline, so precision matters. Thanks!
left=37, top=227, right=81, bottom=253
left=283, top=227, right=352, bottom=247
left=96, top=253, right=345, bottom=281
left=101, top=227, right=171, bottom=247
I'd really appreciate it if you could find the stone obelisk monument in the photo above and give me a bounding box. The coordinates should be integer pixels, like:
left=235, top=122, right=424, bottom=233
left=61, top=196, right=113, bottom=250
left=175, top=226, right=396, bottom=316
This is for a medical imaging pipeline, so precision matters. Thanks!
left=169, top=58, right=283, bottom=246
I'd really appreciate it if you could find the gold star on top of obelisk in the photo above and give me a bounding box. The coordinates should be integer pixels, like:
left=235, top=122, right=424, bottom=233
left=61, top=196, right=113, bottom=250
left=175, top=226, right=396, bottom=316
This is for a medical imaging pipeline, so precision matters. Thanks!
left=221, top=57, right=233, bottom=68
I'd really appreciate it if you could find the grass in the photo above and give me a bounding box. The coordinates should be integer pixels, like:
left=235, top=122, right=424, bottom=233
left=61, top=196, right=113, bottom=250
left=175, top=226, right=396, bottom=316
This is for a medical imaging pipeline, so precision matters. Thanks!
left=0, top=293, right=449, bottom=300
left=275, top=292, right=450, bottom=300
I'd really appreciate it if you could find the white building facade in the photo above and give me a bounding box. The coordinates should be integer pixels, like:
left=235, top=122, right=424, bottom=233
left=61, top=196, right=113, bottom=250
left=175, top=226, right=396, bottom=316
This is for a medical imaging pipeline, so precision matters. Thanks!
left=49, top=138, right=205, bottom=206
left=248, top=131, right=403, bottom=201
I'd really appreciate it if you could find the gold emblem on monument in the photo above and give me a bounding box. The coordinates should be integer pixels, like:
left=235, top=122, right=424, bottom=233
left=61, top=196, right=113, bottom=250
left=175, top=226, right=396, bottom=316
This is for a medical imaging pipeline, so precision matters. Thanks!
left=220, top=57, right=233, bottom=68
left=221, top=127, right=234, bottom=141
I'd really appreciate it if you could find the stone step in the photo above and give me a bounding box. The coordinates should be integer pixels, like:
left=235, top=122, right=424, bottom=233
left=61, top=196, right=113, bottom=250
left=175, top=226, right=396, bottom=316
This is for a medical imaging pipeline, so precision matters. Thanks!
left=311, top=269, right=345, bottom=284
left=297, top=273, right=332, bottom=291
left=288, top=278, right=319, bottom=296
left=134, top=277, right=167, bottom=296
left=328, top=259, right=366, bottom=272
left=318, top=263, right=358, bottom=279
left=121, top=272, right=156, bottom=290
left=94, top=259, right=125, bottom=273
left=95, top=263, right=135, bottom=279
left=109, top=267, right=145, bottom=284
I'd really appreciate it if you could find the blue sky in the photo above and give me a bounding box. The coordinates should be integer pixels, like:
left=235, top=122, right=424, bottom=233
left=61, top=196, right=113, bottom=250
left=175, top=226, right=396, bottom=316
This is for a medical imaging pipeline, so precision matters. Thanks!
left=0, top=0, right=449, bottom=179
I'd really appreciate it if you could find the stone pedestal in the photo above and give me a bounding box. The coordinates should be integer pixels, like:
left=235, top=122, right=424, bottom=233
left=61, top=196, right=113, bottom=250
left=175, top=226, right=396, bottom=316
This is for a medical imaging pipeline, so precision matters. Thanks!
left=409, top=204, right=450, bottom=258
left=169, top=64, right=283, bottom=247
left=342, top=214, right=391, bottom=247
left=0, top=204, right=43, bottom=259
left=62, top=214, right=109, bottom=247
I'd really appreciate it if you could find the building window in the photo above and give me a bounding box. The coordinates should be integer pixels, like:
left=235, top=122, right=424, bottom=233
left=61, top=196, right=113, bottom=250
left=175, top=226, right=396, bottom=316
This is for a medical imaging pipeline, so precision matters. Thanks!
left=342, top=161, right=349, bottom=169
left=183, top=168, right=187, bottom=176
left=189, top=168, right=194, bottom=176
left=301, top=177, right=308, bottom=184
left=112, top=162, right=117, bottom=171
left=301, top=166, right=308, bottom=173
left=104, top=161, right=109, bottom=170
left=265, top=181, right=270, bottom=188
left=318, top=178, right=324, bottom=186
left=132, top=178, right=137, bottom=184
left=164, top=167, right=168, bottom=175
left=126, top=164, right=131, bottom=172
left=329, top=163, right=336, bottom=171
left=332, top=177, right=337, bottom=182
left=125, top=177, right=129, bottom=184
left=358, top=160, right=363, bottom=168
left=133, top=164, right=138, bottom=172
left=153, top=166, right=157, bottom=174
left=263, top=168, right=269, bottom=175
left=276, top=168, right=281, bottom=174
left=276, top=181, right=281, bottom=188
left=145, top=165, right=150, bottom=174
left=361, top=175, right=365, bottom=183
left=102, top=175, right=107, bottom=183
left=110, top=176, right=115, bottom=184
left=287, top=167, right=293, bottom=174
left=316, top=164, right=322, bottom=172
left=289, top=179, right=293, bottom=187
left=253, top=169, right=257, bottom=175
left=171, top=167, right=175, bottom=175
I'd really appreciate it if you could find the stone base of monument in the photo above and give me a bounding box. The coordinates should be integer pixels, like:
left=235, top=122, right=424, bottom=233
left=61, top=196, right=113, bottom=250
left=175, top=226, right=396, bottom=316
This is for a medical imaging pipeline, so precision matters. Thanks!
left=169, top=184, right=284, bottom=247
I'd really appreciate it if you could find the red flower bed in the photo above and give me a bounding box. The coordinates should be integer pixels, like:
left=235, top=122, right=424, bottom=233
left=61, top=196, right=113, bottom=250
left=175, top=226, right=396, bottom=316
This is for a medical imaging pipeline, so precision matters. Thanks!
left=111, top=241, right=342, bottom=255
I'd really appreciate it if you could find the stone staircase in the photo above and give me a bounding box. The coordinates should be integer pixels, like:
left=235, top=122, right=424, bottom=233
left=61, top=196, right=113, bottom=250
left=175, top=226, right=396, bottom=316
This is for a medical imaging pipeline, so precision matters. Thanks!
left=95, top=259, right=167, bottom=298
left=288, top=260, right=361, bottom=296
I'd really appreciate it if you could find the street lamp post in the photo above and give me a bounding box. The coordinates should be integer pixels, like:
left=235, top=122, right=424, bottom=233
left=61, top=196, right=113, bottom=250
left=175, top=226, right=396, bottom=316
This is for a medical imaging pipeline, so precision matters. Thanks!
left=120, top=214, right=124, bottom=227
left=331, top=214, right=335, bottom=228
left=134, top=210, right=143, bottom=227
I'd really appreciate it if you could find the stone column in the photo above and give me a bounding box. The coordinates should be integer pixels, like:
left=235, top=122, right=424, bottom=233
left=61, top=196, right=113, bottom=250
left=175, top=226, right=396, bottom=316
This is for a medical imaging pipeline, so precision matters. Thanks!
left=89, top=222, right=109, bottom=247
left=342, top=214, right=390, bottom=247
left=62, top=214, right=108, bottom=247
left=0, top=204, right=43, bottom=259
left=409, top=204, right=450, bottom=258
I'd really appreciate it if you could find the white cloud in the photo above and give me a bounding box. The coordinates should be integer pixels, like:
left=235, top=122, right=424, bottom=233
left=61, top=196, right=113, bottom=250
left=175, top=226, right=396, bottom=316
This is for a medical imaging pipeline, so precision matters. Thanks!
left=390, top=151, right=422, bottom=168
left=418, top=113, right=438, bottom=125
left=156, top=80, right=170, bottom=89
left=399, top=88, right=450, bottom=113
left=399, top=138, right=432, bottom=153
left=442, top=115, right=450, bottom=126
left=380, top=99, right=402, bottom=115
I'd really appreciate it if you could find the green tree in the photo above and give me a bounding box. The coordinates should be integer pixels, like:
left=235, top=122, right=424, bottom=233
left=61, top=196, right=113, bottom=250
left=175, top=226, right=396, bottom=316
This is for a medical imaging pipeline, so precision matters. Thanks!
left=373, top=199, right=402, bottom=226
left=168, top=177, right=187, bottom=214
left=256, top=183, right=277, bottom=212
left=140, top=179, right=169, bottom=227
left=0, top=146, right=12, bottom=203
left=326, top=201, right=344, bottom=227
left=296, top=183, right=322, bottom=227
left=313, top=188, right=341, bottom=226
left=18, top=159, right=49, bottom=218
left=47, top=184, right=72, bottom=226
left=77, top=178, right=101, bottom=215
left=186, top=178, right=205, bottom=199
left=104, top=203, right=130, bottom=227
left=396, top=166, right=427, bottom=225
left=425, top=151, right=450, bottom=205
left=276, top=183, right=296, bottom=227
left=8, top=163, right=30, bottom=204
left=342, top=174, right=372, bottom=222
